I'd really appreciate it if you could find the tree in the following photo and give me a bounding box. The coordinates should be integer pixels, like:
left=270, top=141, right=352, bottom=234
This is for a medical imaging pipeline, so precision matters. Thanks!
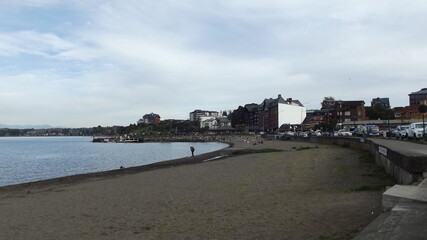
left=229, top=106, right=246, bottom=127
left=366, top=104, right=395, bottom=120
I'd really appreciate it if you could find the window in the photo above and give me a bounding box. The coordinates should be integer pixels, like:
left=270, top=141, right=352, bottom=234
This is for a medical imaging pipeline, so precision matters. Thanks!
left=345, top=111, right=351, bottom=116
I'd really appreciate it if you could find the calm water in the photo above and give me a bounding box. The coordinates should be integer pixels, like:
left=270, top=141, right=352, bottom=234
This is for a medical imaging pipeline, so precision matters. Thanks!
left=0, top=137, right=229, bottom=187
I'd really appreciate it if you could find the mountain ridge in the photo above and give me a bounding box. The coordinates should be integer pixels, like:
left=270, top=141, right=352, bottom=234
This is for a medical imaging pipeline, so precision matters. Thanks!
left=0, top=123, right=64, bottom=129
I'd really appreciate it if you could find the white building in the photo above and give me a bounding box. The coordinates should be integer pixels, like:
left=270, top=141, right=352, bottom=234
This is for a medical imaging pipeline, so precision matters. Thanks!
left=278, top=100, right=307, bottom=125
left=259, top=94, right=306, bottom=131
left=199, top=116, right=217, bottom=129
left=189, top=110, right=219, bottom=122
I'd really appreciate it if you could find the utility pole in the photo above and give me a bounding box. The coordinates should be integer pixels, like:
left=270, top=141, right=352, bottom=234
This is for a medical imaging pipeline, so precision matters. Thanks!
left=419, top=105, right=426, bottom=140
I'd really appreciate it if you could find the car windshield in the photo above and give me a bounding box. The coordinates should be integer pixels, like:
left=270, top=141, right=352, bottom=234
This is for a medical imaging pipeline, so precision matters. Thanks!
left=415, top=124, right=424, bottom=128
left=401, top=126, right=409, bottom=129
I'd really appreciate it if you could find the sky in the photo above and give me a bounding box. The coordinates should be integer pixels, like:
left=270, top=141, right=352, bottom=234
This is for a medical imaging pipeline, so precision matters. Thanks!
left=1, top=0, right=426, bottom=128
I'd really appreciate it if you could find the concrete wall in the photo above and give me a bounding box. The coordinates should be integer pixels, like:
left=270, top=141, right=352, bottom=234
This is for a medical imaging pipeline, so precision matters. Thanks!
left=286, top=136, right=425, bottom=185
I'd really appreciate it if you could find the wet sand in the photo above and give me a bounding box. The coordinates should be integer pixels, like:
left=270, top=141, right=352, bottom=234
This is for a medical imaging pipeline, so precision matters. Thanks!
left=0, top=136, right=394, bottom=239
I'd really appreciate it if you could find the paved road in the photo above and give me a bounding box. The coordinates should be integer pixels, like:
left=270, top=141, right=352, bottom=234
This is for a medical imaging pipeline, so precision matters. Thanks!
left=369, top=138, right=427, bottom=157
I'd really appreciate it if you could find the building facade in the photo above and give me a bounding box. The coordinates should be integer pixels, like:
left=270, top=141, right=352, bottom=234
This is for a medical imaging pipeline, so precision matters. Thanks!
left=243, top=104, right=259, bottom=132
left=409, top=88, right=427, bottom=106
left=258, top=94, right=306, bottom=132
left=394, top=105, right=426, bottom=120
left=138, top=113, right=161, bottom=125
left=189, top=110, right=219, bottom=121
left=371, top=97, right=390, bottom=109
left=336, top=101, right=366, bottom=123
left=199, top=116, right=232, bottom=130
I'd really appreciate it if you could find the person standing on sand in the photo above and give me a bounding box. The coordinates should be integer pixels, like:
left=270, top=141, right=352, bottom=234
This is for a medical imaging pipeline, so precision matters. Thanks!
left=190, top=146, right=195, bottom=157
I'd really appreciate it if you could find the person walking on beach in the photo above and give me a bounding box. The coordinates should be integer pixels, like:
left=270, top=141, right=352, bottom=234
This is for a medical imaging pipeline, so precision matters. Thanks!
left=190, top=146, right=195, bottom=157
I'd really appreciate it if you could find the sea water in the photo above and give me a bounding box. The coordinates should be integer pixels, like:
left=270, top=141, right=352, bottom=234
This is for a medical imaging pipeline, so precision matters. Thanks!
left=0, top=137, right=228, bottom=187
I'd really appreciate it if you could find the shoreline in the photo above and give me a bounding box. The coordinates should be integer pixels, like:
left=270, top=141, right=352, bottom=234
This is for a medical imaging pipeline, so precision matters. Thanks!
left=0, top=140, right=235, bottom=193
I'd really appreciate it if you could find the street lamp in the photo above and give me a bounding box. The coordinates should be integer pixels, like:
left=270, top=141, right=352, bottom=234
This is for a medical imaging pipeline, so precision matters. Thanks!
left=419, top=105, right=426, bottom=140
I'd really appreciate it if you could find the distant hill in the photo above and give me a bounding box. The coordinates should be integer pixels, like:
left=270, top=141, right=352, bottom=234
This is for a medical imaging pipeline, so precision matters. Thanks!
left=0, top=124, right=63, bottom=129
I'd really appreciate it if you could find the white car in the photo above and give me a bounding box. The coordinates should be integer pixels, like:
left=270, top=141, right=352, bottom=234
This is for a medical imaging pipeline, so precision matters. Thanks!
left=338, top=129, right=352, bottom=136
left=407, top=122, right=426, bottom=140
left=286, top=131, right=296, bottom=136
left=395, top=125, right=410, bottom=139
left=314, top=130, right=322, bottom=136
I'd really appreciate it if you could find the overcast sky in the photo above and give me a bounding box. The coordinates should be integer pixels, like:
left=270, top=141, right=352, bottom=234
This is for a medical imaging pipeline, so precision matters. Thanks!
left=1, top=0, right=426, bottom=127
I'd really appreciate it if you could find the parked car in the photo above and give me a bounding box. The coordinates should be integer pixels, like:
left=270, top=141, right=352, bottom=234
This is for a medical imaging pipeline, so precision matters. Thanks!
left=395, top=125, right=410, bottom=139
left=352, top=125, right=366, bottom=137
left=338, top=129, right=352, bottom=136
left=298, top=131, right=309, bottom=137
left=313, top=130, right=322, bottom=136
left=286, top=131, right=296, bottom=136
left=366, top=125, right=380, bottom=136
left=407, top=122, right=426, bottom=140
left=390, top=128, right=399, bottom=138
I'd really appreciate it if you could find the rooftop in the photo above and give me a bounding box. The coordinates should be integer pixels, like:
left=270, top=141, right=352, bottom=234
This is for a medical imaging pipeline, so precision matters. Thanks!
left=409, top=88, right=427, bottom=95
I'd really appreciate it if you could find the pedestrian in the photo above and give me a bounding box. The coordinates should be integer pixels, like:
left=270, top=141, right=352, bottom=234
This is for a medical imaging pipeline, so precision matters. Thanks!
left=362, top=126, right=367, bottom=140
left=190, top=146, right=195, bottom=157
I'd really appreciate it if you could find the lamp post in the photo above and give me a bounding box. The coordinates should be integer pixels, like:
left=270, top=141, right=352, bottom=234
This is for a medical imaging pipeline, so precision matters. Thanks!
left=423, top=113, right=426, bottom=140
left=419, top=105, right=426, bottom=140
left=387, top=110, right=392, bottom=139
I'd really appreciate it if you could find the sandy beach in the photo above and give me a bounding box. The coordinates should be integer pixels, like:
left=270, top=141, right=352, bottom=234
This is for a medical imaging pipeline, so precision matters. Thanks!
left=0, top=136, right=394, bottom=239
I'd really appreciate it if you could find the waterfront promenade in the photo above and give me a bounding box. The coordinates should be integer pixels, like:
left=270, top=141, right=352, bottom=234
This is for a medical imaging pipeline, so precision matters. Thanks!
left=370, top=138, right=427, bottom=157
left=0, top=136, right=393, bottom=239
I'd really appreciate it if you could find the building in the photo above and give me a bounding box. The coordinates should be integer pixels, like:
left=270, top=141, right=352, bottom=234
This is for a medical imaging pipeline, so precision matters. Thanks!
left=189, top=110, right=219, bottom=121
left=302, top=109, right=329, bottom=130
left=243, top=104, right=259, bottom=132
left=371, top=97, right=390, bottom=109
left=409, top=88, right=427, bottom=106
left=258, top=94, right=306, bottom=132
left=215, top=117, right=232, bottom=129
left=199, top=116, right=217, bottom=129
left=394, top=105, right=426, bottom=120
left=335, top=101, right=366, bottom=122
left=199, top=116, right=232, bottom=130
left=138, top=113, right=161, bottom=125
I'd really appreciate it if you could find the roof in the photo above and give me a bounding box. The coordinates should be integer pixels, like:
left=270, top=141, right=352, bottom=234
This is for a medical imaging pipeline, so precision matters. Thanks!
left=337, top=100, right=365, bottom=107
left=217, top=118, right=231, bottom=124
left=395, top=105, right=420, bottom=113
left=371, top=97, right=390, bottom=106
left=291, top=100, right=304, bottom=107
left=409, top=88, right=427, bottom=95
left=143, top=113, right=160, bottom=119
left=244, top=104, right=259, bottom=112
left=259, top=95, right=304, bottom=110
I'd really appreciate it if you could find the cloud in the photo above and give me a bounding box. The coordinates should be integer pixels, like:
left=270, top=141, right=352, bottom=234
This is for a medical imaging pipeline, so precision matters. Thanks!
left=0, top=31, right=101, bottom=61
left=1, top=0, right=427, bottom=126
left=0, top=0, right=60, bottom=7
left=74, top=0, right=427, bottom=112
